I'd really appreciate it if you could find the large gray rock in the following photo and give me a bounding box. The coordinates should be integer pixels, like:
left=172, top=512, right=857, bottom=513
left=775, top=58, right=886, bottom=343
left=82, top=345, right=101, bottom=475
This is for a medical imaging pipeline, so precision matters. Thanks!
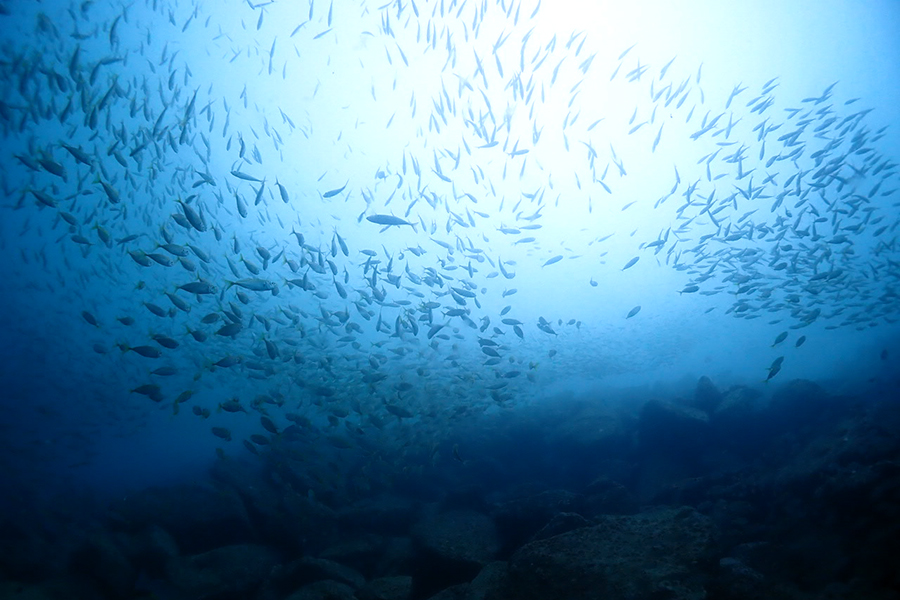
left=583, top=477, right=637, bottom=516
left=637, top=401, right=714, bottom=500
left=492, top=489, right=583, bottom=523
left=530, top=512, right=592, bottom=542
left=319, top=535, right=386, bottom=578
left=412, top=508, right=501, bottom=599
left=320, top=535, right=415, bottom=580
left=423, top=583, right=470, bottom=600
left=467, top=561, right=509, bottom=600
left=357, top=575, right=413, bottom=600
left=710, top=386, right=764, bottom=454
left=268, top=556, right=366, bottom=592
left=508, top=507, right=716, bottom=600
left=0, top=581, right=82, bottom=600
left=713, top=557, right=766, bottom=600
left=417, top=561, right=509, bottom=600
left=639, top=399, right=711, bottom=452
left=541, top=400, right=631, bottom=454
left=492, top=489, right=584, bottom=548
left=412, top=509, right=499, bottom=568
left=712, top=386, right=762, bottom=427
left=166, top=543, right=281, bottom=599
left=690, top=376, right=724, bottom=413
left=284, top=580, right=358, bottom=600
left=766, top=379, right=832, bottom=431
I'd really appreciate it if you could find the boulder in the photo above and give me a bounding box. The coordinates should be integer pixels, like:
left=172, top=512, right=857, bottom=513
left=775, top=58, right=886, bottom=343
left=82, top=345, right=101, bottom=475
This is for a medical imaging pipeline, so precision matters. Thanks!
left=492, top=489, right=583, bottom=549
left=508, top=507, right=716, bottom=600
left=411, top=508, right=500, bottom=599
left=530, top=512, right=592, bottom=542
left=319, top=534, right=416, bottom=580
left=711, top=557, right=766, bottom=600
left=637, top=401, right=714, bottom=500
left=375, top=536, right=416, bottom=579
left=268, top=556, right=366, bottom=592
left=319, top=535, right=387, bottom=579
left=412, top=508, right=499, bottom=568
left=422, top=583, right=470, bottom=600
left=467, top=561, right=508, bottom=600
left=766, top=379, right=831, bottom=432
left=583, top=477, right=637, bottom=516
left=284, top=580, right=358, bottom=600
left=638, top=399, right=711, bottom=453
left=690, top=376, right=724, bottom=413
left=357, top=575, right=413, bottom=600
left=712, top=386, right=761, bottom=427
left=0, top=581, right=87, bottom=600
left=166, top=543, right=281, bottom=600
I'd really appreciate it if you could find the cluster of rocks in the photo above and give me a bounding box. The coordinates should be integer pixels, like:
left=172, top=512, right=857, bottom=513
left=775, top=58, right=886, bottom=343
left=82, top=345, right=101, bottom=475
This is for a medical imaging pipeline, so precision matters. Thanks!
left=1, top=378, right=898, bottom=599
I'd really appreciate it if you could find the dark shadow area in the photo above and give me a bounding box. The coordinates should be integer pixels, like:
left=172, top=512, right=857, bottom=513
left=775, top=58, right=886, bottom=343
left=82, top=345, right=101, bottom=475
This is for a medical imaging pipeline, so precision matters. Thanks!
left=2, top=376, right=899, bottom=599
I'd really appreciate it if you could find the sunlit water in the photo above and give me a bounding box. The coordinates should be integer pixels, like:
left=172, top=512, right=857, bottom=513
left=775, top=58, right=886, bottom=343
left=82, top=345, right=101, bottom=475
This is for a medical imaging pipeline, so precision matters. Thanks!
left=0, top=0, right=898, bottom=503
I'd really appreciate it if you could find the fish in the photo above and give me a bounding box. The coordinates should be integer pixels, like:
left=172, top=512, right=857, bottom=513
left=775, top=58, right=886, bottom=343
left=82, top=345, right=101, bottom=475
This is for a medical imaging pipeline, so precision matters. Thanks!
left=276, top=180, right=290, bottom=203
left=150, top=367, right=178, bottom=377
left=366, top=214, right=415, bottom=228
left=542, top=255, right=563, bottom=267
left=131, top=384, right=163, bottom=401
left=151, top=335, right=179, bottom=349
left=260, top=416, right=279, bottom=434
left=177, top=200, right=206, bottom=232
left=212, top=356, right=242, bottom=369
left=1, top=0, right=894, bottom=479
left=765, top=357, right=784, bottom=382
left=323, top=182, right=348, bottom=198
left=218, top=399, right=246, bottom=414
left=231, top=169, right=263, bottom=182
left=120, top=345, right=162, bottom=359
left=235, top=193, right=248, bottom=218
left=97, top=179, right=120, bottom=204
left=225, top=279, right=277, bottom=292
left=211, top=427, right=232, bottom=441
left=216, top=323, right=243, bottom=337
left=60, top=143, right=92, bottom=165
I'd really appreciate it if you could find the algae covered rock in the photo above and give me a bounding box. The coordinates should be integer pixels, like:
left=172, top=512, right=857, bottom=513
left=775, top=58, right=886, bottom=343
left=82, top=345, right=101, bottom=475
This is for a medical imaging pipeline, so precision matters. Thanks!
left=508, top=507, right=716, bottom=600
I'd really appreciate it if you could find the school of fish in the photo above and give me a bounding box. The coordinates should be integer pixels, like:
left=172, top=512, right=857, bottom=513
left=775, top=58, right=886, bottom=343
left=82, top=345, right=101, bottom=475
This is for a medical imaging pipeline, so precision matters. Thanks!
left=0, top=0, right=897, bottom=469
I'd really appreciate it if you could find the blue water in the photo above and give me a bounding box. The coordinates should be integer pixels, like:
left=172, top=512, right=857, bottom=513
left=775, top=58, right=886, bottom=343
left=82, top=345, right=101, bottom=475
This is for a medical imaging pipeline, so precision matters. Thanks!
left=0, top=1, right=899, bottom=596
